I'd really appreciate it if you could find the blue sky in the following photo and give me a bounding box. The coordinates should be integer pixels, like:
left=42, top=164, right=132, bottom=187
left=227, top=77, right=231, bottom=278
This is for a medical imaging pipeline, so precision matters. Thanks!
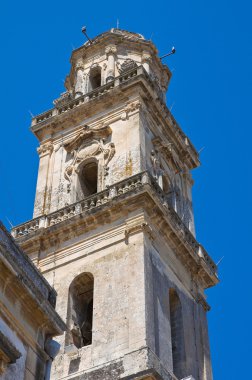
left=0, top=1, right=251, bottom=378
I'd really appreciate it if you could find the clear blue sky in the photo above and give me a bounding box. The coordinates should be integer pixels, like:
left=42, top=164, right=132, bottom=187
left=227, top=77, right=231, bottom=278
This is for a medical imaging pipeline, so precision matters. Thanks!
left=0, top=1, right=251, bottom=379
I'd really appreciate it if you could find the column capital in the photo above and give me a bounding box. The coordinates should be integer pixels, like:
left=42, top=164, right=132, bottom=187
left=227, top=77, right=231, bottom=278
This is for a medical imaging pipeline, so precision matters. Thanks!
left=37, top=142, right=54, bottom=157
left=75, top=61, right=84, bottom=71
left=142, top=51, right=152, bottom=63
left=105, top=44, right=117, bottom=56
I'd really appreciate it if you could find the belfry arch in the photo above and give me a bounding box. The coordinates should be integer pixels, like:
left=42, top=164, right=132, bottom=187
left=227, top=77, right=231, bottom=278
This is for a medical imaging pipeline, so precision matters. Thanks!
left=66, top=273, right=94, bottom=349
left=88, top=66, right=102, bottom=91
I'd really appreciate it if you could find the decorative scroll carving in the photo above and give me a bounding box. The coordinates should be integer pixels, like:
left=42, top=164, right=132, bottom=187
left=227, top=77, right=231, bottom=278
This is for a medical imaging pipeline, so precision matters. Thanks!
left=63, top=125, right=115, bottom=182
left=75, top=61, right=84, bottom=70
left=121, top=100, right=141, bottom=120
left=119, top=59, right=138, bottom=74
left=105, top=45, right=117, bottom=56
left=37, top=142, right=53, bottom=156
left=142, top=52, right=152, bottom=64
left=53, top=91, right=73, bottom=107
left=152, top=137, right=183, bottom=174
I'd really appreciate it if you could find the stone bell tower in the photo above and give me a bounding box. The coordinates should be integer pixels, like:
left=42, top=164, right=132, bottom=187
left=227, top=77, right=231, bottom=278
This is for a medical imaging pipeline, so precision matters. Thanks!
left=12, top=28, right=218, bottom=380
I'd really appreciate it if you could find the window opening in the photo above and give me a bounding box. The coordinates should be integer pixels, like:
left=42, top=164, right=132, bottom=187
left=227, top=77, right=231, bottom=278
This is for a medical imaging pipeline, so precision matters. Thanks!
left=169, top=288, right=186, bottom=379
left=89, top=66, right=101, bottom=91
left=80, top=162, right=98, bottom=197
left=67, top=273, right=94, bottom=349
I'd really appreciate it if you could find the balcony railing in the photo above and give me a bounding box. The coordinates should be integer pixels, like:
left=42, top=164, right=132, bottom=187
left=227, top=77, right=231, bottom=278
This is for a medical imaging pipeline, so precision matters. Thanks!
left=11, top=171, right=217, bottom=275
left=31, top=65, right=198, bottom=160
left=32, top=66, right=143, bottom=127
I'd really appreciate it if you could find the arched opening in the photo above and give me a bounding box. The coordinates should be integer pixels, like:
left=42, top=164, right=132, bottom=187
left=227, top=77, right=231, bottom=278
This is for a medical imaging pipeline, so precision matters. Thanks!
left=162, top=175, right=170, bottom=193
left=163, top=175, right=175, bottom=209
left=80, top=162, right=98, bottom=197
left=66, top=273, right=94, bottom=349
left=169, top=288, right=186, bottom=379
left=89, top=66, right=101, bottom=91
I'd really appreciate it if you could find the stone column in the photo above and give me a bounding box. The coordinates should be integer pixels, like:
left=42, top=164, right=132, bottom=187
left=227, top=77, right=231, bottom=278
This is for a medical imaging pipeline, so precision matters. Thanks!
left=182, top=169, right=195, bottom=236
left=142, top=52, right=152, bottom=74
left=161, top=70, right=170, bottom=102
left=83, top=73, right=89, bottom=94
left=33, top=142, right=54, bottom=218
left=74, top=62, right=84, bottom=98
left=105, top=45, right=117, bottom=83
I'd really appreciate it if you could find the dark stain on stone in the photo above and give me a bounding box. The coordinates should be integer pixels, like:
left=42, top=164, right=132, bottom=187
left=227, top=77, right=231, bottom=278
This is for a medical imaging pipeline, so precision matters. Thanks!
left=69, top=360, right=124, bottom=379
left=68, top=357, right=81, bottom=374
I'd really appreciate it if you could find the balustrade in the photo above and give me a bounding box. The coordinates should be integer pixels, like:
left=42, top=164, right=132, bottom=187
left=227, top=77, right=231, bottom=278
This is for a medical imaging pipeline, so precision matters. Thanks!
left=11, top=170, right=216, bottom=276
left=33, top=67, right=145, bottom=126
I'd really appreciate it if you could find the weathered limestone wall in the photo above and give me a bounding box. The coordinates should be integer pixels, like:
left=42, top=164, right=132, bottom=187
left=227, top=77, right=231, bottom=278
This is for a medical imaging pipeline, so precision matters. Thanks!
left=33, top=105, right=142, bottom=218
left=24, top=28, right=215, bottom=380
left=39, top=217, right=147, bottom=379
left=0, top=223, right=66, bottom=379
left=139, top=108, right=196, bottom=235
left=0, top=318, right=27, bottom=380
left=30, top=205, right=212, bottom=380
left=144, top=233, right=213, bottom=380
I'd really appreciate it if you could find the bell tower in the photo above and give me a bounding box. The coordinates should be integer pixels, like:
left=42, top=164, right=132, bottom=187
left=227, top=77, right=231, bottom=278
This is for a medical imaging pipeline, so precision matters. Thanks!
left=12, top=29, right=218, bottom=380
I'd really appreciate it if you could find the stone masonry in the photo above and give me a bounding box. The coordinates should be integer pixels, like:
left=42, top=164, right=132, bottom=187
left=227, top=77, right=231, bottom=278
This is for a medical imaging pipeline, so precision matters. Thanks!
left=11, top=28, right=218, bottom=380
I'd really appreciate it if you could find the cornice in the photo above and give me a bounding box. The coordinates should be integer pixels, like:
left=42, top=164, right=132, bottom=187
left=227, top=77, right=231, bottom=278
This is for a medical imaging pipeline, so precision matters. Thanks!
left=12, top=172, right=218, bottom=289
left=30, top=66, right=198, bottom=169
left=0, top=223, right=66, bottom=335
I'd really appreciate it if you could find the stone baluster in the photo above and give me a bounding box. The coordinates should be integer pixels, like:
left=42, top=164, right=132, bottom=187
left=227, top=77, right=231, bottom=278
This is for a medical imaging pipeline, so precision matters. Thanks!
left=109, top=186, right=117, bottom=198
left=105, top=45, right=117, bottom=83
left=39, top=216, right=46, bottom=229
left=117, top=184, right=123, bottom=195
left=141, top=171, right=149, bottom=184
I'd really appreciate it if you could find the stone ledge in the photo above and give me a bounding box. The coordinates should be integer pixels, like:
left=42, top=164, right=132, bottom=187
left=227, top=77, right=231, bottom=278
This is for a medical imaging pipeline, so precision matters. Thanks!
left=0, top=223, right=66, bottom=336
left=57, top=346, right=177, bottom=380
left=0, top=331, right=21, bottom=375
left=12, top=172, right=218, bottom=289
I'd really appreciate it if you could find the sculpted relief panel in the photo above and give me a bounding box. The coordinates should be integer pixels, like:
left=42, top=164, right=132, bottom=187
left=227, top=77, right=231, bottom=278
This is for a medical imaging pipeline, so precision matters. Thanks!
left=63, top=125, right=115, bottom=202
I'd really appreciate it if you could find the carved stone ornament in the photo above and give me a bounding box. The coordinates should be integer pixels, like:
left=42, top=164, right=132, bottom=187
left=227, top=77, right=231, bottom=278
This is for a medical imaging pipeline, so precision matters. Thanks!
left=121, top=101, right=141, bottom=120
left=142, top=52, right=152, bottom=63
left=152, top=137, right=182, bottom=174
left=37, top=142, right=54, bottom=156
left=105, top=45, right=117, bottom=56
left=53, top=91, right=73, bottom=107
left=119, top=59, right=138, bottom=74
left=64, top=125, right=115, bottom=182
left=75, top=61, right=84, bottom=70
left=150, top=150, right=163, bottom=179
